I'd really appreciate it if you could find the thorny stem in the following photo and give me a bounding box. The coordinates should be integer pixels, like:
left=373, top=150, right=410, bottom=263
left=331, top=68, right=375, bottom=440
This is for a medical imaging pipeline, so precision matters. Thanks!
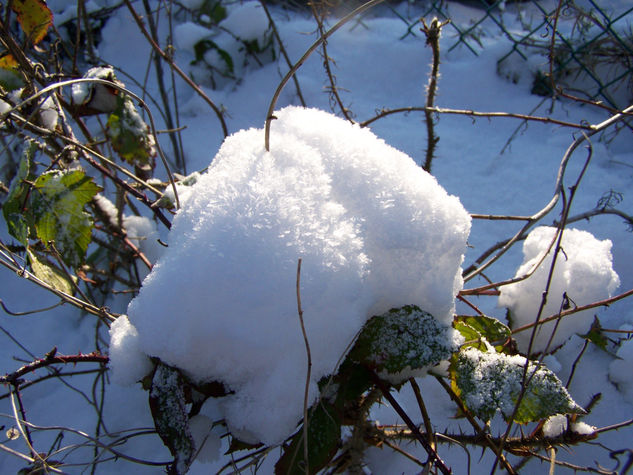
left=493, top=134, right=594, bottom=474
left=369, top=371, right=452, bottom=475
left=123, top=0, right=228, bottom=138
left=1, top=351, right=109, bottom=385
left=462, top=103, right=633, bottom=284
left=264, top=0, right=386, bottom=151
left=420, top=17, right=447, bottom=173
left=311, top=2, right=355, bottom=123
left=258, top=1, right=306, bottom=107
left=432, top=374, right=516, bottom=474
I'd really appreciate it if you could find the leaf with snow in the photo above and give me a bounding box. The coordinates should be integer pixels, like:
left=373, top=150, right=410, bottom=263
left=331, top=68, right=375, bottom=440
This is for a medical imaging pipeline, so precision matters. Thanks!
left=149, top=362, right=195, bottom=475
left=455, top=315, right=511, bottom=352
left=275, top=401, right=341, bottom=475
left=106, top=96, right=156, bottom=170
left=10, top=0, right=53, bottom=45
left=453, top=347, right=585, bottom=423
left=2, top=140, right=37, bottom=245
left=349, top=305, right=461, bottom=383
left=30, top=169, right=101, bottom=268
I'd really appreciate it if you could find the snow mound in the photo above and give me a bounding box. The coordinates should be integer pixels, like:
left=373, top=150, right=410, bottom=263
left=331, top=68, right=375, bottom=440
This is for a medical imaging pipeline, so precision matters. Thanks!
left=499, top=226, right=619, bottom=354
left=110, top=106, right=471, bottom=445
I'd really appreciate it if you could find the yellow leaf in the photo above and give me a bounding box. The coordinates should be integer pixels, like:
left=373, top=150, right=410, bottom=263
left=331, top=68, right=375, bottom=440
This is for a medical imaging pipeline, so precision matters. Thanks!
left=0, top=53, right=19, bottom=71
left=11, top=0, right=53, bottom=45
left=28, top=250, right=76, bottom=295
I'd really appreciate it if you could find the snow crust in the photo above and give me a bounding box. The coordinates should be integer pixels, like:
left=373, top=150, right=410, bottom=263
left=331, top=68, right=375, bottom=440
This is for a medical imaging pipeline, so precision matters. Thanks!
left=111, top=106, right=470, bottom=445
left=498, top=226, right=619, bottom=354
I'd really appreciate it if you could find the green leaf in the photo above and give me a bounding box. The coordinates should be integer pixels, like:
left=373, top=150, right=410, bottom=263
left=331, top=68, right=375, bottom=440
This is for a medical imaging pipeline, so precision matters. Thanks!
left=275, top=402, right=341, bottom=475
left=27, top=250, right=75, bottom=295
left=30, top=169, right=101, bottom=267
left=453, top=347, right=585, bottom=423
left=149, top=362, right=195, bottom=475
left=579, top=316, right=613, bottom=355
left=456, top=315, right=511, bottom=343
left=193, top=39, right=234, bottom=75
left=106, top=96, right=156, bottom=167
left=348, top=305, right=461, bottom=383
left=2, top=140, right=38, bottom=244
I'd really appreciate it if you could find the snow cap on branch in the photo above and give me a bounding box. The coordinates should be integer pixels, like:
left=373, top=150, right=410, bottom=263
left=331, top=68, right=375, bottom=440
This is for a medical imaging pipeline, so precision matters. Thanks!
left=110, top=106, right=471, bottom=444
left=499, top=226, right=619, bottom=354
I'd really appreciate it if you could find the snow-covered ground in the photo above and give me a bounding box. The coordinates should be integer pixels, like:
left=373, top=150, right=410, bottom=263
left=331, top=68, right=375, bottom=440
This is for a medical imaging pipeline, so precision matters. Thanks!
left=1, top=1, right=632, bottom=473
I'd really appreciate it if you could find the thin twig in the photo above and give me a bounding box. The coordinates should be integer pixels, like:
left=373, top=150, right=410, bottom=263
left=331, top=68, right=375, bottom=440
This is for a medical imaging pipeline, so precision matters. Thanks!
left=264, top=0, right=386, bottom=151
left=123, top=0, right=228, bottom=138
left=296, top=258, right=311, bottom=473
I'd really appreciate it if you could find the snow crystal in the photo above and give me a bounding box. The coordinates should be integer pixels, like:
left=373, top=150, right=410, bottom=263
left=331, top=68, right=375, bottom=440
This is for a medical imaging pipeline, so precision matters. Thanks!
left=498, top=226, right=619, bottom=354
left=112, top=106, right=470, bottom=445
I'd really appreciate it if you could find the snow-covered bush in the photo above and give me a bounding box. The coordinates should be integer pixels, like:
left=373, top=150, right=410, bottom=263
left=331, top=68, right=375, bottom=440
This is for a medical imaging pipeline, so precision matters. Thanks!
left=1, top=1, right=632, bottom=473
left=111, top=105, right=471, bottom=445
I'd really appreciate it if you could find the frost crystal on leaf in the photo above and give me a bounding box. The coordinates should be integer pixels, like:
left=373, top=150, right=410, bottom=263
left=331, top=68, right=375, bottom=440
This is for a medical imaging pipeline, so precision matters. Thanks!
left=454, top=347, right=584, bottom=423
left=349, top=305, right=463, bottom=384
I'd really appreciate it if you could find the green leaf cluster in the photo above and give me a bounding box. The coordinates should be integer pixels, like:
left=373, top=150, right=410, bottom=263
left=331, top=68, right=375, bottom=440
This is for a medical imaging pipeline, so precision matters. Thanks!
left=2, top=140, right=101, bottom=268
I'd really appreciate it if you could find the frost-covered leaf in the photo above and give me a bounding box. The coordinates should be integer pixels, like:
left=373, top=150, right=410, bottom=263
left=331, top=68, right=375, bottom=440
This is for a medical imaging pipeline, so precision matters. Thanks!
left=2, top=140, right=38, bottom=245
left=106, top=96, right=156, bottom=170
left=30, top=169, right=101, bottom=267
left=27, top=250, right=75, bottom=295
left=453, top=347, right=585, bottom=423
left=275, top=402, right=341, bottom=475
left=349, top=305, right=461, bottom=383
left=149, top=362, right=195, bottom=475
left=10, top=0, right=53, bottom=45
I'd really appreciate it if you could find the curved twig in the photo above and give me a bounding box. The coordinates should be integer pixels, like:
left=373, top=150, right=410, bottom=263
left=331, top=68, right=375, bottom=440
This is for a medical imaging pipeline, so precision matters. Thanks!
left=264, top=0, right=386, bottom=151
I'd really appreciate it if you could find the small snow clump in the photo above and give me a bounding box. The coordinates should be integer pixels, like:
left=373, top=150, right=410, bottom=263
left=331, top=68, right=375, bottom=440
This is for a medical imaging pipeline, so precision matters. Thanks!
left=498, top=226, right=619, bottom=354
left=111, top=106, right=471, bottom=445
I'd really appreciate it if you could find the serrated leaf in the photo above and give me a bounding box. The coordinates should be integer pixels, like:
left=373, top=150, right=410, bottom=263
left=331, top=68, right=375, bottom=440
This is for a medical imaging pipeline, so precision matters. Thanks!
left=579, top=316, right=614, bottom=355
left=2, top=140, right=38, bottom=245
left=10, top=0, right=53, bottom=45
left=106, top=97, right=156, bottom=168
left=453, top=347, right=585, bottom=424
left=27, top=250, right=75, bottom=294
left=149, top=362, right=195, bottom=475
left=275, top=402, right=341, bottom=475
left=348, top=305, right=461, bottom=383
left=30, top=169, right=101, bottom=267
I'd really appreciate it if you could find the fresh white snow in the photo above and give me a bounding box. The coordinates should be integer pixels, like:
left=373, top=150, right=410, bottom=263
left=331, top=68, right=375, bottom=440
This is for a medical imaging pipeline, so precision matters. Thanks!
left=1, top=1, right=632, bottom=473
